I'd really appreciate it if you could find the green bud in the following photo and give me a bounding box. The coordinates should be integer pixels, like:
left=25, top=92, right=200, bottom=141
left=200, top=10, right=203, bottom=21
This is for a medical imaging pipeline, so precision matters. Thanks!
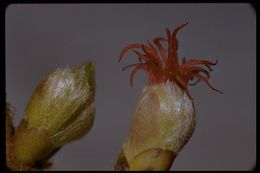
left=13, top=62, right=95, bottom=166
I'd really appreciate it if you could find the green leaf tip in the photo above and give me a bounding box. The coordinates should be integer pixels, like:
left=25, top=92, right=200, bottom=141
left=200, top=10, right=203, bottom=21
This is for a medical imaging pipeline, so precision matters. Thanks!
left=84, top=61, right=95, bottom=84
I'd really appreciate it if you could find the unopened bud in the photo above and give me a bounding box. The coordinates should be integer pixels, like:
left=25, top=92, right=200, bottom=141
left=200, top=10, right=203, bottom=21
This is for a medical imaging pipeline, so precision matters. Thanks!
left=13, top=62, right=95, bottom=166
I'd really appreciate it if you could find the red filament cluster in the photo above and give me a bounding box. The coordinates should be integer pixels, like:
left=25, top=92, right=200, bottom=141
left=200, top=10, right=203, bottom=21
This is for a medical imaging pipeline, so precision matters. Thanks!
left=119, top=23, right=223, bottom=99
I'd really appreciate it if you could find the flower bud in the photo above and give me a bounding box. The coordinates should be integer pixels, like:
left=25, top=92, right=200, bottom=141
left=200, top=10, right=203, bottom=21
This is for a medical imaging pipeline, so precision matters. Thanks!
left=116, top=23, right=222, bottom=170
left=115, top=82, right=196, bottom=170
left=13, top=62, right=95, bottom=166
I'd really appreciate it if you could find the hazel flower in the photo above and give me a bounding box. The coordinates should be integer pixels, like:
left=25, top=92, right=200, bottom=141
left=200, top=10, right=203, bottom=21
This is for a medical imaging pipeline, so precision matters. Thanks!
left=115, top=23, right=222, bottom=171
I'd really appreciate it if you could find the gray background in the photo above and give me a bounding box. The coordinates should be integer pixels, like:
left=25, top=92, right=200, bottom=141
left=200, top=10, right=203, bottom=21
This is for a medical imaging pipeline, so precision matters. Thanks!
left=6, top=3, right=256, bottom=171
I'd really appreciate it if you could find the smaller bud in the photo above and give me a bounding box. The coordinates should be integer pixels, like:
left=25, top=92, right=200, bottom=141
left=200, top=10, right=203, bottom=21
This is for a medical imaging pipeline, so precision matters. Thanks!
left=13, top=62, right=95, bottom=167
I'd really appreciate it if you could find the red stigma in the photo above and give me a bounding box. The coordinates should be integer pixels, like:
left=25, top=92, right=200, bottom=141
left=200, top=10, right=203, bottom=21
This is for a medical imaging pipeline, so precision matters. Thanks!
left=119, top=23, right=223, bottom=99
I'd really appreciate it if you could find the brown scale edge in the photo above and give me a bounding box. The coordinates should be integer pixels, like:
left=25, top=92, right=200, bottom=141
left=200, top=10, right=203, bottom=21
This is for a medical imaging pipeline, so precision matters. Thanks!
left=114, top=150, right=130, bottom=171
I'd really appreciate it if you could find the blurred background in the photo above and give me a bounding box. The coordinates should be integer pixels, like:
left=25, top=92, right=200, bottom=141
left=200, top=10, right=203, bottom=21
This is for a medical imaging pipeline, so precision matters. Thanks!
left=5, top=3, right=256, bottom=171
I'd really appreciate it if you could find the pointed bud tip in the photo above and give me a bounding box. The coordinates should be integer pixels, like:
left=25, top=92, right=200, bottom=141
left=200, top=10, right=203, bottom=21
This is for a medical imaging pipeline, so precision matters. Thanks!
left=83, top=61, right=95, bottom=89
